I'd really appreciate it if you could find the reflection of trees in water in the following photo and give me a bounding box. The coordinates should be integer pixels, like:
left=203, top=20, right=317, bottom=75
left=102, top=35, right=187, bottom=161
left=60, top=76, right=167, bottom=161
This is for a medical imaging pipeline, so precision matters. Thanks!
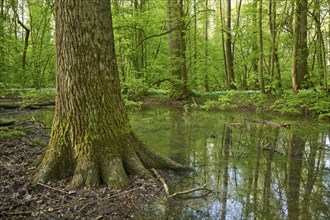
left=220, top=124, right=231, bottom=220
left=262, top=126, right=279, bottom=216
left=214, top=121, right=329, bottom=220
left=287, top=133, right=305, bottom=220
left=129, top=109, right=329, bottom=219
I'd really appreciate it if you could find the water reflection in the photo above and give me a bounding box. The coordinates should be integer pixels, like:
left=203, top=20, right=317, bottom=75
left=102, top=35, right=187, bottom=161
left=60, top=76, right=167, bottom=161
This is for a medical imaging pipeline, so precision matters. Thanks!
left=131, top=107, right=330, bottom=220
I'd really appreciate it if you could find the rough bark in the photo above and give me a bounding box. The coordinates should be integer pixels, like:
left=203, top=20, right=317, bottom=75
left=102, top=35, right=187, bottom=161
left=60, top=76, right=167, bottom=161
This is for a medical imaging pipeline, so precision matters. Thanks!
left=34, top=0, right=186, bottom=189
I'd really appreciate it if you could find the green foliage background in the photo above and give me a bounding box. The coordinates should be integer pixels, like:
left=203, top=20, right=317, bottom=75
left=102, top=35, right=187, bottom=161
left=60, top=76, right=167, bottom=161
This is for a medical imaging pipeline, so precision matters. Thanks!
left=0, top=0, right=329, bottom=117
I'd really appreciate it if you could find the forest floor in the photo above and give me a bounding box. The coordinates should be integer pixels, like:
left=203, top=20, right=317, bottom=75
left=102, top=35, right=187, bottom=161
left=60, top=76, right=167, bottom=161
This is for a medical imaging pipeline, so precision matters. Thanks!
left=0, top=121, right=174, bottom=220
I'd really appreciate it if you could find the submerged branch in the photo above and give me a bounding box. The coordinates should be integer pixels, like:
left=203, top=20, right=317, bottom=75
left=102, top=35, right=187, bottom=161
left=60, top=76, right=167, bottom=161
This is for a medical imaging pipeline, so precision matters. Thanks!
left=247, top=118, right=290, bottom=128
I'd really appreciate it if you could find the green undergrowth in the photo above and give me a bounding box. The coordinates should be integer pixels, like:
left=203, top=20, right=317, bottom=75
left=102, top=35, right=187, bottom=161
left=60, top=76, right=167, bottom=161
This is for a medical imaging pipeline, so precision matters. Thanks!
left=1, top=88, right=329, bottom=119
left=194, top=90, right=330, bottom=119
left=0, top=129, right=26, bottom=139
left=0, top=88, right=56, bottom=103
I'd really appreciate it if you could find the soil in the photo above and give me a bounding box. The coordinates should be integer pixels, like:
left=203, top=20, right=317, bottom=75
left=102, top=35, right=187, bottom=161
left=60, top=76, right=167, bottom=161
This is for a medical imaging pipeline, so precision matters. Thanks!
left=0, top=120, right=169, bottom=220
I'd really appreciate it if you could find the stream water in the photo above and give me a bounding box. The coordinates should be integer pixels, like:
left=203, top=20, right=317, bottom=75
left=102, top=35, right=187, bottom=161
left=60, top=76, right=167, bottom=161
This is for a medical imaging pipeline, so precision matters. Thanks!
left=2, top=106, right=330, bottom=219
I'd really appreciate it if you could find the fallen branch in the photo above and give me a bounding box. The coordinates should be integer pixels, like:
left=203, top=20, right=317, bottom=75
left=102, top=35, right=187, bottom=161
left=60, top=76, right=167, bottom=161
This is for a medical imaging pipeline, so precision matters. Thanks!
left=151, top=168, right=169, bottom=195
left=151, top=168, right=210, bottom=199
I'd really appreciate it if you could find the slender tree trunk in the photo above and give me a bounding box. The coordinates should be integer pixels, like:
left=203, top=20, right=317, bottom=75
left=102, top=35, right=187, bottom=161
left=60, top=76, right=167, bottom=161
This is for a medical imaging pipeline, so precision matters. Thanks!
left=269, top=0, right=276, bottom=92
left=167, top=0, right=190, bottom=100
left=204, top=0, right=209, bottom=92
left=225, top=0, right=235, bottom=90
left=313, top=0, right=326, bottom=88
left=219, top=0, right=227, bottom=89
left=193, top=0, right=197, bottom=87
left=251, top=0, right=258, bottom=89
left=133, top=0, right=145, bottom=79
left=34, top=0, right=186, bottom=188
left=258, top=0, right=265, bottom=93
left=12, top=1, right=30, bottom=70
left=0, top=0, right=4, bottom=74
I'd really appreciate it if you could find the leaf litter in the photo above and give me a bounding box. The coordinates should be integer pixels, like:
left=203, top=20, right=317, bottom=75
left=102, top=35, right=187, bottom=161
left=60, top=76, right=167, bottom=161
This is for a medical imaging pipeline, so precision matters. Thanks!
left=0, top=122, right=166, bottom=219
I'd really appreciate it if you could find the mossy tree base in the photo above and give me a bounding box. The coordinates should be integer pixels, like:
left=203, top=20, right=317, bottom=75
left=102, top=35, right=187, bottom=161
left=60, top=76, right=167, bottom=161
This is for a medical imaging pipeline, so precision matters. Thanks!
left=34, top=121, right=187, bottom=188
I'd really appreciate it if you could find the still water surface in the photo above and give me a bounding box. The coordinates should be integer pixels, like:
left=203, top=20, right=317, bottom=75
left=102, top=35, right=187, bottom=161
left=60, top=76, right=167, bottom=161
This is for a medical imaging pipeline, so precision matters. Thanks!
left=5, top=106, right=330, bottom=219
left=130, top=107, right=330, bottom=220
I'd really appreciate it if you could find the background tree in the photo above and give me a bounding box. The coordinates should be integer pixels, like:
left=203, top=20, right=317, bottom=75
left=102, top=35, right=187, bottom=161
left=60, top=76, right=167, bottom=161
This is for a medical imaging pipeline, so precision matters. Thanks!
left=268, top=0, right=282, bottom=92
left=291, top=0, right=309, bottom=93
left=167, top=0, right=189, bottom=99
left=224, top=0, right=235, bottom=90
left=258, top=0, right=265, bottom=93
left=0, top=0, right=4, bottom=81
left=28, top=0, right=54, bottom=88
left=1, top=0, right=329, bottom=96
left=34, top=0, right=185, bottom=188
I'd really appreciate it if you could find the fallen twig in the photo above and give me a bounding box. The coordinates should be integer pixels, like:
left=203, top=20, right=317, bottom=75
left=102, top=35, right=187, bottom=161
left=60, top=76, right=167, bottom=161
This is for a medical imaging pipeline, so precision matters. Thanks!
left=3, top=211, right=32, bottom=215
left=36, top=183, right=74, bottom=195
left=77, top=186, right=144, bottom=213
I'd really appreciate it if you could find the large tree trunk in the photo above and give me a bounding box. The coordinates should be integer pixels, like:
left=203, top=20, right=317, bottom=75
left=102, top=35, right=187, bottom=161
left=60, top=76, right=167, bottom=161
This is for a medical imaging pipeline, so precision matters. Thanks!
left=34, top=0, right=186, bottom=188
left=167, top=0, right=190, bottom=100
